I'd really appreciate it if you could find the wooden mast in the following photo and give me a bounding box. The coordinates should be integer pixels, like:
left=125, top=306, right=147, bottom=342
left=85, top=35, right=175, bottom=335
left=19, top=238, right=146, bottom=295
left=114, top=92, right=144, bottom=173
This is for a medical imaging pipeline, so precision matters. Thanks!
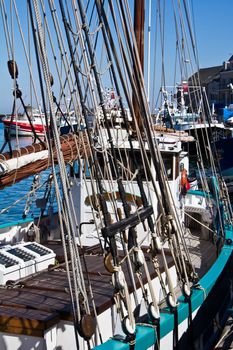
left=134, top=0, right=145, bottom=71
left=133, top=0, right=145, bottom=132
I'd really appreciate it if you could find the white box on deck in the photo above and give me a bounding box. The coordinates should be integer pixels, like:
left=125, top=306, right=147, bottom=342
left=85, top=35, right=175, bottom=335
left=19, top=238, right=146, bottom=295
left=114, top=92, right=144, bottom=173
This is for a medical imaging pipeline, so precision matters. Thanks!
left=21, top=242, right=56, bottom=272
left=0, top=242, right=56, bottom=285
left=0, top=251, right=20, bottom=284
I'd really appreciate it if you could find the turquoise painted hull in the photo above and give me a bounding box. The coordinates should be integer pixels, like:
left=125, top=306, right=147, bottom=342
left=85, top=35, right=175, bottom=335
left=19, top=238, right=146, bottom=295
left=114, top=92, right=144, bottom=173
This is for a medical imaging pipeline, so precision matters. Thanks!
left=94, top=188, right=233, bottom=350
left=94, top=228, right=233, bottom=350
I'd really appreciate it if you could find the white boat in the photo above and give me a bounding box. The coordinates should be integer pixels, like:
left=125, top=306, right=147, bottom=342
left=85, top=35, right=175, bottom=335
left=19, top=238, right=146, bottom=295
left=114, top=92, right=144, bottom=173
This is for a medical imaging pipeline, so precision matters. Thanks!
left=2, top=105, right=77, bottom=137
left=2, top=106, right=48, bottom=137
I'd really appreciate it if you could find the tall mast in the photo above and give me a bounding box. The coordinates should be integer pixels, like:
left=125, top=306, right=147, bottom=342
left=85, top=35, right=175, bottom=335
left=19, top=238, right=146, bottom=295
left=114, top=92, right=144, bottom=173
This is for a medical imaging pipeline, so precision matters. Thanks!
left=133, top=0, right=145, bottom=131
left=134, top=0, right=145, bottom=70
left=147, top=0, right=152, bottom=102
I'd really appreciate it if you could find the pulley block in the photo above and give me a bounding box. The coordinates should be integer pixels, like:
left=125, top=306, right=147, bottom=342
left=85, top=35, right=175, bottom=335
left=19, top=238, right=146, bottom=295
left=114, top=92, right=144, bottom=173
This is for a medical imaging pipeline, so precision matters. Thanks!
left=132, top=247, right=144, bottom=269
left=148, top=302, right=160, bottom=322
left=112, top=269, right=125, bottom=291
left=79, top=314, right=96, bottom=340
left=50, top=73, right=54, bottom=87
left=166, top=292, right=178, bottom=311
left=7, top=60, right=18, bottom=79
left=121, top=315, right=135, bottom=336
left=13, top=88, right=22, bottom=99
left=103, top=252, right=114, bottom=273
left=182, top=282, right=192, bottom=299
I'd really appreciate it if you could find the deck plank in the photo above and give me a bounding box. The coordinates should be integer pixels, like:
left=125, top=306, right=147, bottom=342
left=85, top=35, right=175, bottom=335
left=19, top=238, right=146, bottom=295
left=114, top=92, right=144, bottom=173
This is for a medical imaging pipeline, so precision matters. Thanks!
left=0, top=236, right=215, bottom=336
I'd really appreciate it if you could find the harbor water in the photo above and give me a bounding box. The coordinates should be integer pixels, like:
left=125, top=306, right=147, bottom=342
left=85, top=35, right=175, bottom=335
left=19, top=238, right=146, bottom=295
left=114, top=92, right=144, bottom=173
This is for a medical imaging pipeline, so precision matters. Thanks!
left=0, top=122, right=57, bottom=225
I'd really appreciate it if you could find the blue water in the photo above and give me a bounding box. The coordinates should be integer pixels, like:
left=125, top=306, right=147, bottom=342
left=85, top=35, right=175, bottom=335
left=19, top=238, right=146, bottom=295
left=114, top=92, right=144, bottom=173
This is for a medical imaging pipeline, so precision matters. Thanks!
left=0, top=123, right=57, bottom=226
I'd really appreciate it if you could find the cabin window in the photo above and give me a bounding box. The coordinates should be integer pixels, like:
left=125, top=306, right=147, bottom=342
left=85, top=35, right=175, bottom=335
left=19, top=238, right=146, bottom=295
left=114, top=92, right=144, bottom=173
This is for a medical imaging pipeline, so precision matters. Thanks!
left=162, top=155, right=173, bottom=180
left=175, top=155, right=180, bottom=179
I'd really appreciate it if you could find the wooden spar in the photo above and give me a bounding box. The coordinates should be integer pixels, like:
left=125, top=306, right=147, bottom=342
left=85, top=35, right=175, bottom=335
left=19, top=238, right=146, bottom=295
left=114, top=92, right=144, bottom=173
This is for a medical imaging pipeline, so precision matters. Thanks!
left=0, top=132, right=89, bottom=189
left=0, top=133, right=86, bottom=161
left=0, top=142, right=47, bottom=161
left=132, top=0, right=145, bottom=132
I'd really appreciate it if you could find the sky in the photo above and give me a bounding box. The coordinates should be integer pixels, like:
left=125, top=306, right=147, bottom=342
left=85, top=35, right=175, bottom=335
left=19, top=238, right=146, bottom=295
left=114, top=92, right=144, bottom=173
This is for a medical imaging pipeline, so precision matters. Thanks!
left=0, top=0, right=233, bottom=114
left=194, top=0, right=233, bottom=68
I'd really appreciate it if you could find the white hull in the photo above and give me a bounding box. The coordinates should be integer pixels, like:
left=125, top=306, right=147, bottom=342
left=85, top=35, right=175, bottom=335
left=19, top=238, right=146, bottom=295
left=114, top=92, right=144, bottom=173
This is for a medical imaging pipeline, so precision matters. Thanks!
left=3, top=124, right=46, bottom=137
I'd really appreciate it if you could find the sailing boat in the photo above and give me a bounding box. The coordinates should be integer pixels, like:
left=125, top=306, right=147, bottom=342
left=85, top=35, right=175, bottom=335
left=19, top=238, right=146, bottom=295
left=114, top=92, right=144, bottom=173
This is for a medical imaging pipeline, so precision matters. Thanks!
left=0, top=1, right=232, bottom=350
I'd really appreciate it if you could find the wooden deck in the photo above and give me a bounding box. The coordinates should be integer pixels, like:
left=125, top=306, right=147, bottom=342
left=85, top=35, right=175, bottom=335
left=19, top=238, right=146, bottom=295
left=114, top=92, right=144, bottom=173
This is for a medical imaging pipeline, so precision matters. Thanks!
left=0, top=233, right=217, bottom=337
left=184, top=228, right=217, bottom=278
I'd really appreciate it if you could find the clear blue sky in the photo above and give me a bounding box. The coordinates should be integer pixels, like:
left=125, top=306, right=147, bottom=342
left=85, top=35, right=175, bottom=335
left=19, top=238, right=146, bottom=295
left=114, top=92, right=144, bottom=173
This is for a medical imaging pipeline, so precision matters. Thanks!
left=194, top=0, right=233, bottom=67
left=0, top=0, right=232, bottom=114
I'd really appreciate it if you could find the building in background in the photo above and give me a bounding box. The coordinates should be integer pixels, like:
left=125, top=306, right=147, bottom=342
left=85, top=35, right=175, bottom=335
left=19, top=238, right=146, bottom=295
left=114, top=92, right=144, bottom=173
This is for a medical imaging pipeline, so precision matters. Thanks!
left=189, top=56, right=233, bottom=116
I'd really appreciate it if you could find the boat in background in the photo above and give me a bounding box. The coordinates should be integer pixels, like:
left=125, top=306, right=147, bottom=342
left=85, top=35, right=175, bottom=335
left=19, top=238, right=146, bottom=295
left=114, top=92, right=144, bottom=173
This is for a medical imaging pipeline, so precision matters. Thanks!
left=218, top=102, right=233, bottom=125
left=215, top=131, right=233, bottom=192
left=155, top=82, right=224, bottom=132
left=2, top=105, right=77, bottom=137
left=2, top=105, right=47, bottom=136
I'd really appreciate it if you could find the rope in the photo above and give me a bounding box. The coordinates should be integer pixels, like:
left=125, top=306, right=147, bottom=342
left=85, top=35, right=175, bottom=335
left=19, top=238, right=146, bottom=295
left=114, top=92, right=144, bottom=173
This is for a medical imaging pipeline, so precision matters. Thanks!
left=32, top=2, right=92, bottom=347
